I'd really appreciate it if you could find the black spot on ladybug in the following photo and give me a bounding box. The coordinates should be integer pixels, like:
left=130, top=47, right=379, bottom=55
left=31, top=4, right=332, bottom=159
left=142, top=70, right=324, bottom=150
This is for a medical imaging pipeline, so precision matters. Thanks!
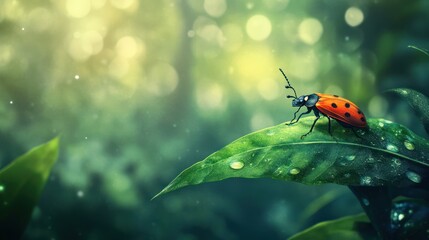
left=357, top=110, right=362, bottom=114
left=331, top=103, right=338, bottom=108
left=360, top=117, right=366, bottom=122
left=345, top=112, right=351, bottom=118
left=345, top=103, right=350, bottom=108
left=333, top=95, right=339, bottom=97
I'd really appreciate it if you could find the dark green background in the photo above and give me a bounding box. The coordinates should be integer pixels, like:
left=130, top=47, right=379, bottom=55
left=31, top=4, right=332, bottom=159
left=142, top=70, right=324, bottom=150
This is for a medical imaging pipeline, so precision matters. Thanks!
left=0, top=0, right=428, bottom=239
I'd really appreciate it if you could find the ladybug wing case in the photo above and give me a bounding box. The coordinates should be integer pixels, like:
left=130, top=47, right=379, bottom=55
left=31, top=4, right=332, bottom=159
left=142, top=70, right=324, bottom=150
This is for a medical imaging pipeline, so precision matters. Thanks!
left=315, top=93, right=367, bottom=128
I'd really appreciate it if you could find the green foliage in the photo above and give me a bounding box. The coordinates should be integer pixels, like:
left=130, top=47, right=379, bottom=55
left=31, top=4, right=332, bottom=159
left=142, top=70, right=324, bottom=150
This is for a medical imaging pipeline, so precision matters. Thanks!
left=154, top=117, right=429, bottom=199
left=0, top=138, right=59, bottom=239
left=288, top=213, right=376, bottom=240
left=386, top=88, right=429, bottom=134
left=408, top=45, right=429, bottom=57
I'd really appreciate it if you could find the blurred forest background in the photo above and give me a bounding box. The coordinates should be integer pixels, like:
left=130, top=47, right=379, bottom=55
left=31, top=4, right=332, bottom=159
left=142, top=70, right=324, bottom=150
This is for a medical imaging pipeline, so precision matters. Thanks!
left=0, top=0, right=428, bottom=239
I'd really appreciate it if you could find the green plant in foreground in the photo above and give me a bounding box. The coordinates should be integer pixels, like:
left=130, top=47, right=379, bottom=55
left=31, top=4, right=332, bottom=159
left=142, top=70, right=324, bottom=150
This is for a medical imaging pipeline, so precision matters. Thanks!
left=154, top=88, right=429, bottom=240
left=0, top=138, right=59, bottom=239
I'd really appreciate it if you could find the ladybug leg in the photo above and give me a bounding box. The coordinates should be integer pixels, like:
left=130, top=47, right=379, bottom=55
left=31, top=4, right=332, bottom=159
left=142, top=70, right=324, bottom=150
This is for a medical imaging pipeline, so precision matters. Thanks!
left=286, top=106, right=303, bottom=125
left=288, top=107, right=312, bottom=125
left=301, top=109, right=320, bottom=139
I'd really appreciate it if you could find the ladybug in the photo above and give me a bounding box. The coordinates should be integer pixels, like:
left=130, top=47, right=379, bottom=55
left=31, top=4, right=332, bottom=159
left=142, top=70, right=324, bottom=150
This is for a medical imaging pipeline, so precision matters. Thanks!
left=279, top=68, right=367, bottom=139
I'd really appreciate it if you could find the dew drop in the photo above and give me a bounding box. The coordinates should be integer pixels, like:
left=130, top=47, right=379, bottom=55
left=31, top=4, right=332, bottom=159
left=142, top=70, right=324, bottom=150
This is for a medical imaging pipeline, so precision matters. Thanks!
left=346, top=155, right=356, bottom=161
left=398, top=213, right=405, bottom=221
left=0, top=185, right=4, bottom=192
left=362, top=198, right=370, bottom=206
left=289, top=168, right=300, bottom=175
left=229, top=161, right=244, bottom=170
left=386, top=144, right=398, bottom=152
left=360, top=176, right=372, bottom=185
left=74, top=74, right=80, bottom=80
left=392, top=158, right=401, bottom=166
left=9, top=101, right=13, bottom=104
left=266, top=130, right=275, bottom=136
left=404, top=140, right=415, bottom=151
left=378, top=122, right=384, bottom=127
left=406, top=171, right=421, bottom=183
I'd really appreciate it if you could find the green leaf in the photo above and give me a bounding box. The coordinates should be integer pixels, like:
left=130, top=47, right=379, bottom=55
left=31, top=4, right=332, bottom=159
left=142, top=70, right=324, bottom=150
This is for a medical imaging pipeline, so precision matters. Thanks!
left=408, top=45, right=429, bottom=57
left=153, top=117, right=429, bottom=199
left=288, top=213, right=377, bottom=240
left=386, top=88, right=429, bottom=134
left=0, top=137, right=60, bottom=239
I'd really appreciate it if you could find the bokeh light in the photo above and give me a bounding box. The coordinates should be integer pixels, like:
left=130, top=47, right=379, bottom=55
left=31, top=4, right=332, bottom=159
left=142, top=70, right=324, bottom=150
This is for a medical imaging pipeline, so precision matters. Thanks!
left=345, top=7, right=364, bottom=27
left=204, top=0, right=227, bottom=17
left=68, top=31, right=104, bottom=61
left=298, top=18, right=323, bottom=45
left=146, top=63, right=179, bottom=96
left=246, top=14, right=272, bottom=41
left=195, top=83, right=227, bottom=112
left=66, top=0, right=91, bottom=18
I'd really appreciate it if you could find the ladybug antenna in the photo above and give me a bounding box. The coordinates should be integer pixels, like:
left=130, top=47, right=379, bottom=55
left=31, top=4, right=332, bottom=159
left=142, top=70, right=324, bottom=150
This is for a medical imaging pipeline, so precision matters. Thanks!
left=279, top=68, right=297, bottom=99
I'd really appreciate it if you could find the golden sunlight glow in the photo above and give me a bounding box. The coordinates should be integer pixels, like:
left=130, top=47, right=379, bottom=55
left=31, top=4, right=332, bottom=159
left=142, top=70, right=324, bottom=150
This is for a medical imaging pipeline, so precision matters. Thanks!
left=221, top=23, right=243, bottom=52
left=68, top=31, right=104, bottom=61
left=246, top=15, right=272, bottom=41
left=0, top=45, right=13, bottom=67
left=66, top=0, right=91, bottom=18
left=28, top=8, right=53, bottom=32
left=233, top=45, right=275, bottom=88
left=109, top=57, right=130, bottom=78
left=345, top=7, right=364, bottom=27
left=110, top=0, right=137, bottom=10
left=257, top=78, right=280, bottom=101
left=204, top=0, right=227, bottom=18
left=91, top=0, right=107, bottom=9
left=116, top=36, right=141, bottom=59
left=298, top=18, right=323, bottom=45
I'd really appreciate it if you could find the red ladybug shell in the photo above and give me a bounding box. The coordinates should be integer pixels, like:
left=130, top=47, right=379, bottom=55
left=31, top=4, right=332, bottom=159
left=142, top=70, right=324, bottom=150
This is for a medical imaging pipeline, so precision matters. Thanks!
left=315, top=93, right=367, bottom=128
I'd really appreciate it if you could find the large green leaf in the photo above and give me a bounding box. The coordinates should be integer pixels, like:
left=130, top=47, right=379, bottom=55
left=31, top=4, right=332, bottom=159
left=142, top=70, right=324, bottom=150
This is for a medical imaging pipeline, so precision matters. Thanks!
left=288, top=213, right=377, bottom=240
left=0, top=137, right=59, bottom=239
left=386, top=88, right=429, bottom=135
left=154, top=117, right=429, bottom=199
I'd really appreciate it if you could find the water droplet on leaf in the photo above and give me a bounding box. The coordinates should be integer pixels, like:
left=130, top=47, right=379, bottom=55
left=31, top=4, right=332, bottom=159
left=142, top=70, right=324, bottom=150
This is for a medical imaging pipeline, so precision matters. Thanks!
left=289, top=168, right=300, bottom=175
left=346, top=155, right=356, bottom=161
left=229, top=161, right=244, bottom=170
left=404, top=140, right=415, bottom=151
left=362, top=198, right=370, bottom=206
left=406, top=171, right=421, bottom=183
left=360, top=176, right=372, bottom=185
left=386, top=144, right=398, bottom=152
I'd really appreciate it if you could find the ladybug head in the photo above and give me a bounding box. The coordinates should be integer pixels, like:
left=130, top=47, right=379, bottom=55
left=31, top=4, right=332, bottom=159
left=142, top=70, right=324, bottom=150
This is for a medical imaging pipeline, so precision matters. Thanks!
left=292, top=95, right=308, bottom=107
